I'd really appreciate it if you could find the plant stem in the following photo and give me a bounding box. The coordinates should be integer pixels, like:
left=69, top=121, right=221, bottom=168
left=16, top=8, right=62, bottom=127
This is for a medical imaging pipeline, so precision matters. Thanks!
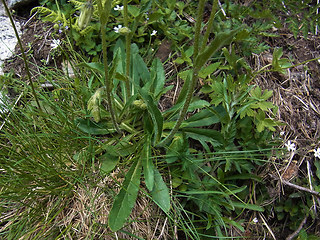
left=193, top=0, right=206, bottom=58
left=97, top=0, right=120, bottom=132
left=1, top=0, right=42, bottom=111
left=201, top=0, right=218, bottom=50
left=158, top=0, right=206, bottom=147
left=123, top=0, right=131, bottom=100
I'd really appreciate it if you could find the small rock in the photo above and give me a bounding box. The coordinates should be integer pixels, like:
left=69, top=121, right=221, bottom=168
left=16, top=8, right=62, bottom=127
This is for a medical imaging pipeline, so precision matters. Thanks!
left=7, top=0, right=37, bottom=10
left=0, top=1, right=7, bottom=16
left=0, top=16, right=21, bottom=75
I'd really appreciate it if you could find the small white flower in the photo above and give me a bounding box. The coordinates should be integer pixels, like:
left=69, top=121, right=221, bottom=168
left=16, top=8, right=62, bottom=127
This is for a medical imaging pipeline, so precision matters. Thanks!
left=113, top=24, right=123, bottom=33
left=114, top=5, right=123, bottom=11
left=50, top=39, right=61, bottom=50
left=252, top=217, right=258, bottom=223
left=285, top=140, right=296, bottom=152
left=151, top=30, right=157, bottom=36
left=280, top=131, right=285, bottom=136
left=314, top=148, right=320, bottom=158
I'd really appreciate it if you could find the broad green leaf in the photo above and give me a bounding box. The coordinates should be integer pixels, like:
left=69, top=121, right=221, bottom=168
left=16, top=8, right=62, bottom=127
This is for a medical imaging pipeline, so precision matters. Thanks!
left=139, top=0, right=152, bottom=14
left=165, top=0, right=175, bottom=9
left=225, top=158, right=232, bottom=172
left=148, top=12, right=163, bottom=22
left=150, top=58, right=166, bottom=98
left=131, top=45, right=150, bottom=94
left=108, top=160, right=142, bottom=232
left=139, top=89, right=163, bottom=144
left=166, top=134, right=185, bottom=163
left=151, top=168, right=170, bottom=213
left=77, top=62, right=105, bottom=75
left=75, top=118, right=110, bottom=135
left=128, top=5, right=140, bottom=17
left=198, top=62, right=221, bottom=78
left=195, top=28, right=241, bottom=69
left=314, top=160, right=320, bottom=180
left=142, top=135, right=155, bottom=191
left=182, top=108, right=220, bottom=128
left=183, top=128, right=224, bottom=147
left=178, top=69, right=192, bottom=81
left=100, top=153, right=119, bottom=174
left=188, top=100, right=210, bottom=112
left=176, top=70, right=192, bottom=105
left=172, top=177, right=182, bottom=188
left=222, top=217, right=245, bottom=232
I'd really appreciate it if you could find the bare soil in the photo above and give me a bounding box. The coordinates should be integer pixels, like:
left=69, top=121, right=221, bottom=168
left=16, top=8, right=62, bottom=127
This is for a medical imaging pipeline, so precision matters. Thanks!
left=3, top=16, right=63, bottom=80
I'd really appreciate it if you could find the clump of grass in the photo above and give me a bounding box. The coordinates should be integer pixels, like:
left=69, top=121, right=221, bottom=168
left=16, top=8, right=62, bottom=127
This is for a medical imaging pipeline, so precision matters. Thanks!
left=0, top=63, right=172, bottom=238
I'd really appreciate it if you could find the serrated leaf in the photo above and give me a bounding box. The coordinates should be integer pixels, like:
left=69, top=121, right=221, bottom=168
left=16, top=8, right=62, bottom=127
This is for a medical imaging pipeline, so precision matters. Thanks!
left=108, top=160, right=142, bottom=232
left=251, top=101, right=274, bottom=111
left=239, top=106, right=255, bottom=119
left=261, top=89, right=273, bottom=100
left=178, top=69, right=192, bottom=81
left=151, top=168, right=170, bottom=213
left=250, top=86, right=262, bottom=99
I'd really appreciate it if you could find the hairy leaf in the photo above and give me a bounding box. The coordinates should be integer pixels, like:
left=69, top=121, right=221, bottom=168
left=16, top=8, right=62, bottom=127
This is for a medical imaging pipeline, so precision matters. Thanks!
left=100, top=153, right=119, bottom=174
left=142, top=135, right=154, bottom=191
left=151, top=168, right=171, bottom=213
left=139, top=89, right=163, bottom=144
left=195, top=28, right=241, bottom=69
left=108, top=160, right=142, bottom=232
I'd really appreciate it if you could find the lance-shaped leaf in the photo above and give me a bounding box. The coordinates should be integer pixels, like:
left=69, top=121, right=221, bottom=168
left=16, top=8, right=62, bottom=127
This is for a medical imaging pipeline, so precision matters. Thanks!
left=151, top=168, right=171, bottom=213
left=139, top=89, right=163, bottom=144
left=142, top=135, right=155, bottom=191
left=195, top=28, right=241, bottom=69
left=108, top=160, right=142, bottom=232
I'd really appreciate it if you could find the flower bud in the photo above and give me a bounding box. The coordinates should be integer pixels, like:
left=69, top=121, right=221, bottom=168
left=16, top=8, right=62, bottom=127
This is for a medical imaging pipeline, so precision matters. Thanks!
left=133, top=100, right=147, bottom=110
left=78, top=1, right=94, bottom=30
left=119, top=27, right=131, bottom=35
left=87, top=87, right=105, bottom=122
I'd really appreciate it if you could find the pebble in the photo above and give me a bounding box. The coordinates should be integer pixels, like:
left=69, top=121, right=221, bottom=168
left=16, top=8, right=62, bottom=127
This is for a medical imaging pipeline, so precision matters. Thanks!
left=0, top=2, right=22, bottom=75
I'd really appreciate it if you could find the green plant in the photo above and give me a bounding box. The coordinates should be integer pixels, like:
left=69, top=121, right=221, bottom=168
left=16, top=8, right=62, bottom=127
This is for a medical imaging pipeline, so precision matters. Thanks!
left=75, top=0, right=283, bottom=235
left=2, top=0, right=303, bottom=238
left=263, top=0, right=320, bottom=38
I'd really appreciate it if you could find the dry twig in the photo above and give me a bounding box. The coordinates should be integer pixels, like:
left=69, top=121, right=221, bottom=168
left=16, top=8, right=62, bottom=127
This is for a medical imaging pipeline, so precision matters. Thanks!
left=270, top=175, right=320, bottom=199
left=285, top=215, right=308, bottom=240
